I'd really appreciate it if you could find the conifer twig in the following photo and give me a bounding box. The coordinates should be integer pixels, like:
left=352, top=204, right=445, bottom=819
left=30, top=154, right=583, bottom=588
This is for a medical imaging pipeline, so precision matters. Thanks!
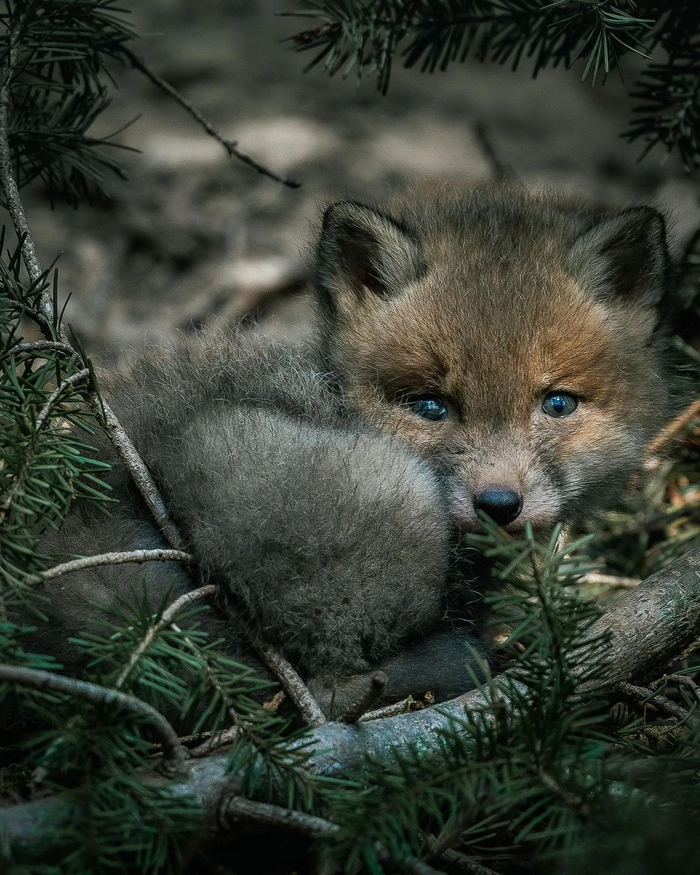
left=33, top=368, right=91, bottom=431
left=0, top=16, right=187, bottom=554
left=0, top=664, right=187, bottom=773
left=220, top=604, right=326, bottom=726
left=5, top=541, right=700, bottom=856
left=254, top=639, right=327, bottom=727
left=115, top=584, right=216, bottom=689
left=646, top=398, right=700, bottom=456
left=32, top=549, right=194, bottom=584
left=219, top=795, right=338, bottom=837
left=123, top=48, right=301, bottom=189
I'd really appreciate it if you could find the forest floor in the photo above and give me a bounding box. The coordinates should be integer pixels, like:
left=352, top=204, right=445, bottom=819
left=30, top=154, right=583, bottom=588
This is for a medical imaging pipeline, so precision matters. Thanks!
left=18, top=0, right=700, bottom=362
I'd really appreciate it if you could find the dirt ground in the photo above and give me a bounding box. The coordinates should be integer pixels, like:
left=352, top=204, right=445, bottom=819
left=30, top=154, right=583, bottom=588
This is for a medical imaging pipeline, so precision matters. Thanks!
left=19, top=0, right=700, bottom=362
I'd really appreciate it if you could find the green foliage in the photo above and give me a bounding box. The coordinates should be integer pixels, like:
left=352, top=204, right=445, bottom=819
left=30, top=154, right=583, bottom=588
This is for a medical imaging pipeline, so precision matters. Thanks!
left=0, top=0, right=138, bottom=203
left=321, top=524, right=613, bottom=870
left=289, top=0, right=700, bottom=167
left=0, top=262, right=113, bottom=613
left=312, top=522, right=700, bottom=874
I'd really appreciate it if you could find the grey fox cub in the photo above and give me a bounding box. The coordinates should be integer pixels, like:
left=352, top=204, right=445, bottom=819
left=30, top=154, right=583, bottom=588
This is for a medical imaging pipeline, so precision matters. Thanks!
left=29, top=184, right=672, bottom=718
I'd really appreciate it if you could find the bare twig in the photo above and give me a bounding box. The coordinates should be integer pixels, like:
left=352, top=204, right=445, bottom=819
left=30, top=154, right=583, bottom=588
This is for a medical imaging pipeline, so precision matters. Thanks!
left=218, top=795, right=338, bottom=837
left=425, top=838, right=501, bottom=875
left=219, top=604, right=325, bottom=726
left=0, top=10, right=45, bottom=294
left=115, top=584, right=215, bottom=689
left=218, top=798, right=444, bottom=875
left=615, top=681, right=693, bottom=724
left=661, top=673, right=700, bottom=705
left=7, top=340, right=78, bottom=358
left=339, top=671, right=387, bottom=723
left=0, top=664, right=187, bottom=773
left=123, top=48, right=301, bottom=189
left=88, top=395, right=187, bottom=551
left=646, top=398, right=700, bottom=456
left=254, top=639, right=326, bottom=727
left=190, top=726, right=239, bottom=758
left=360, top=696, right=413, bottom=722
left=32, top=549, right=193, bottom=584
left=578, top=571, right=642, bottom=589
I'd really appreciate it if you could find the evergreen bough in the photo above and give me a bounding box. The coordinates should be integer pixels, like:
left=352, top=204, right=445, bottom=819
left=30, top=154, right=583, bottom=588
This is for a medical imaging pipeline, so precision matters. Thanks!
left=289, top=0, right=700, bottom=169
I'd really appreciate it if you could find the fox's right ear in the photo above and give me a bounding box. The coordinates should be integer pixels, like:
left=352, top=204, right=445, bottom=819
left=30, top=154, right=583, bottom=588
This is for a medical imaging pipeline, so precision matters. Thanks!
left=569, top=207, right=670, bottom=308
left=315, top=201, right=424, bottom=315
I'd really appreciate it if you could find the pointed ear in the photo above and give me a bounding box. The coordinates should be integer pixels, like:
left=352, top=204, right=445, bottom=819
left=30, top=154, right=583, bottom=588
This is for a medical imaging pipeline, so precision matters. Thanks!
left=314, top=201, right=424, bottom=314
left=569, top=207, right=669, bottom=307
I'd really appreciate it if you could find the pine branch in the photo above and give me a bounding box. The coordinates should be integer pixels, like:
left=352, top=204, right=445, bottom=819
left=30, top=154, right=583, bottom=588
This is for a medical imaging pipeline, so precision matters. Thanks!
left=0, top=663, right=187, bottom=774
left=4, top=545, right=699, bottom=853
left=114, top=584, right=216, bottom=689
left=221, top=603, right=326, bottom=726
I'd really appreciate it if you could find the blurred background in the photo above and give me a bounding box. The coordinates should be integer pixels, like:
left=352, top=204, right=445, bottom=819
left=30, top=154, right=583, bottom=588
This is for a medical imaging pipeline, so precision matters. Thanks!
left=19, top=0, right=699, bottom=362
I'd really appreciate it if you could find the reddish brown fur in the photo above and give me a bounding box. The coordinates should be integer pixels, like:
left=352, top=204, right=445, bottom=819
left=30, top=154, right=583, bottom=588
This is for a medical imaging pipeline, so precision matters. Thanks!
left=314, top=184, right=671, bottom=534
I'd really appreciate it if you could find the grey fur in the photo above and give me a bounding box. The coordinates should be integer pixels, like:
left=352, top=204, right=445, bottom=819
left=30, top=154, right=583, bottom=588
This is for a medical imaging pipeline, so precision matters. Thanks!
left=30, top=331, right=486, bottom=712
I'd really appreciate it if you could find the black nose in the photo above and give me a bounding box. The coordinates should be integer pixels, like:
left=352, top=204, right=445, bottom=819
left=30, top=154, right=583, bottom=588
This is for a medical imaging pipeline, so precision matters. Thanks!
left=473, top=488, right=523, bottom=526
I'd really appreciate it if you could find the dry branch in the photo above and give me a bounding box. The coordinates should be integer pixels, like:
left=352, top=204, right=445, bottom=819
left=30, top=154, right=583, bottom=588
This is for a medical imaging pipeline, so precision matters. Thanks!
left=124, top=48, right=301, bottom=189
left=4, top=545, right=699, bottom=850
left=0, top=665, right=187, bottom=774
left=33, top=549, right=193, bottom=585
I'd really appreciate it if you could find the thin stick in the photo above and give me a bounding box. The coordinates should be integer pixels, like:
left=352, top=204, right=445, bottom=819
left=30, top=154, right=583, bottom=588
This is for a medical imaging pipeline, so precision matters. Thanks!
left=646, top=398, right=700, bottom=456
left=124, top=48, right=301, bottom=189
left=254, top=640, right=326, bottom=727
left=360, top=696, right=413, bottom=722
left=115, top=584, right=216, bottom=689
left=0, top=11, right=45, bottom=292
left=0, top=664, right=187, bottom=773
left=219, top=603, right=325, bottom=726
left=218, top=798, right=444, bottom=875
left=89, top=395, right=187, bottom=551
left=616, top=681, right=692, bottom=724
left=8, top=340, right=78, bottom=358
left=578, top=571, right=641, bottom=589
left=219, top=795, right=338, bottom=837
left=33, top=549, right=193, bottom=584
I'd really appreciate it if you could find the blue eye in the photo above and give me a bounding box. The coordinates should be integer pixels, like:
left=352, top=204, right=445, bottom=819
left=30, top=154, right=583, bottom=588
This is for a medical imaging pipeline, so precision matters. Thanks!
left=542, top=391, right=578, bottom=418
left=406, top=395, right=448, bottom=422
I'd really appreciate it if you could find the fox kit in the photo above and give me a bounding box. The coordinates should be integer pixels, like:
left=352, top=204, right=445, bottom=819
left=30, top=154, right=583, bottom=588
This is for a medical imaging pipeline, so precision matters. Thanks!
left=27, top=184, right=671, bottom=719
left=315, top=184, right=670, bottom=535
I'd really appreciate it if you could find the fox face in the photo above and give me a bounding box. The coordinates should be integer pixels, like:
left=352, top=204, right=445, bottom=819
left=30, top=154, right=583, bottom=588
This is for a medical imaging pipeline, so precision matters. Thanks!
left=314, top=184, right=671, bottom=535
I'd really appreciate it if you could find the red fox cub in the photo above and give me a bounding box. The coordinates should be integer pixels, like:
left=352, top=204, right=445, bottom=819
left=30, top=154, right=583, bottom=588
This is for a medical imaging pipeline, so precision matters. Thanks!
left=28, top=184, right=672, bottom=718
left=315, top=184, right=670, bottom=535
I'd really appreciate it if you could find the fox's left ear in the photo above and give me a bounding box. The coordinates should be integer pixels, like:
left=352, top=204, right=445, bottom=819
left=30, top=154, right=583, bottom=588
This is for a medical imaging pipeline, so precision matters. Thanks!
left=569, top=207, right=669, bottom=307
